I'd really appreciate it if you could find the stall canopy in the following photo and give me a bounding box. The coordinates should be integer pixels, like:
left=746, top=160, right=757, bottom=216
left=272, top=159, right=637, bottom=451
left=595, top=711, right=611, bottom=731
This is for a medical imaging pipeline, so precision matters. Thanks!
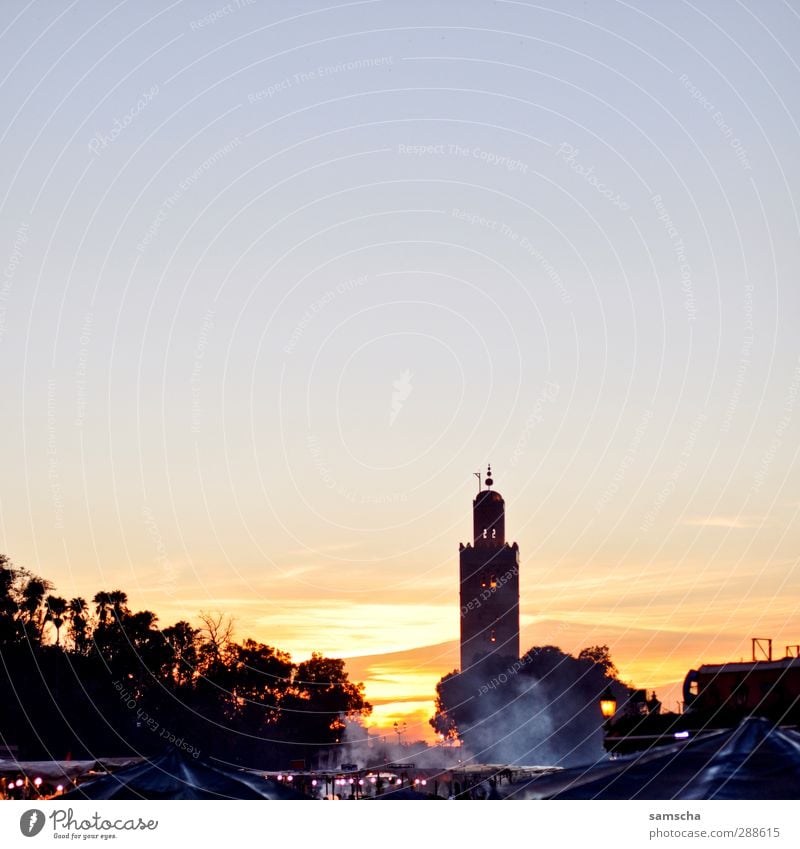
left=61, top=749, right=305, bottom=800
left=506, top=717, right=800, bottom=800
left=0, top=756, right=141, bottom=783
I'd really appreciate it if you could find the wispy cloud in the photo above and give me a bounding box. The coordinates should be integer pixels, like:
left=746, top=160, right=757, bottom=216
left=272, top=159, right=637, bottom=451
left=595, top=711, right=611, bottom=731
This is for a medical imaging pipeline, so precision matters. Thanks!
left=682, top=515, right=766, bottom=529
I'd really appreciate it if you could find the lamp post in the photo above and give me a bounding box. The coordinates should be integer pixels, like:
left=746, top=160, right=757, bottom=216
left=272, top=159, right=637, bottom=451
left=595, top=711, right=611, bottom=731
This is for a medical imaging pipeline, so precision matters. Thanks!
left=599, top=687, right=617, bottom=726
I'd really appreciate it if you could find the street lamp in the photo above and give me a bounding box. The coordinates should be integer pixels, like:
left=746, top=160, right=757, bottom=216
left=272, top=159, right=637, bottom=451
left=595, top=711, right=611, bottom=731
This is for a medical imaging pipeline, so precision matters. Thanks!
left=599, top=687, right=617, bottom=720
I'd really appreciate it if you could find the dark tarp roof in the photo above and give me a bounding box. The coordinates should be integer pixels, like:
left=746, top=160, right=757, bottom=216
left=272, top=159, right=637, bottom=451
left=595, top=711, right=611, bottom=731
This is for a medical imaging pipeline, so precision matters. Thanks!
left=504, top=717, right=800, bottom=800
left=0, top=757, right=141, bottom=782
left=61, top=749, right=305, bottom=800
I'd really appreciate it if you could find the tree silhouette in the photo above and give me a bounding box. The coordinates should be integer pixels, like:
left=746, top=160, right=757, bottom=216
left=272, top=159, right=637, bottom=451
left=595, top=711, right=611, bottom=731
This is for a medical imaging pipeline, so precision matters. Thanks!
left=67, top=597, right=90, bottom=654
left=578, top=644, right=618, bottom=677
left=92, top=590, right=111, bottom=626
left=0, top=552, right=372, bottom=766
left=44, top=595, right=68, bottom=646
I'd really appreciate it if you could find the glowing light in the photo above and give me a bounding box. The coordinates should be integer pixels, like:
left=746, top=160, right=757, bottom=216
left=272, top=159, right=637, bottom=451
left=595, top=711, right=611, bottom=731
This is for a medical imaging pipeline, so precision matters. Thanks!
left=674, top=731, right=690, bottom=739
left=286, top=775, right=293, bottom=782
left=15, top=779, right=23, bottom=787
left=311, top=780, right=317, bottom=786
left=599, top=688, right=617, bottom=719
left=276, top=775, right=283, bottom=781
left=34, top=778, right=42, bottom=787
left=421, top=779, right=427, bottom=786
left=358, top=779, right=364, bottom=786
left=56, top=785, right=63, bottom=793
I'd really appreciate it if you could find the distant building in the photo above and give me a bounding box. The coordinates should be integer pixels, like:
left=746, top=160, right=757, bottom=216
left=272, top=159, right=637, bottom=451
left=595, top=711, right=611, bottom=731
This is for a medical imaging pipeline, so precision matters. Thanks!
left=684, top=656, right=800, bottom=720
left=606, top=643, right=800, bottom=755
left=459, top=467, right=520, bottom=671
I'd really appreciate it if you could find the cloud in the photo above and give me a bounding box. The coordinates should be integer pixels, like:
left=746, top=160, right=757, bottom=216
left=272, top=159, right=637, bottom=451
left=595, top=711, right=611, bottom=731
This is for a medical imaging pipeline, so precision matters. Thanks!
left=682, top=515, right=765, bottom=529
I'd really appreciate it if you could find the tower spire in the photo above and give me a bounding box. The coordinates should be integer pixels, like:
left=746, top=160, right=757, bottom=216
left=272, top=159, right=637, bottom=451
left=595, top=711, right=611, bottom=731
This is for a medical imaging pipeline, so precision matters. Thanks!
left=485, top=464, right=493, bottom=488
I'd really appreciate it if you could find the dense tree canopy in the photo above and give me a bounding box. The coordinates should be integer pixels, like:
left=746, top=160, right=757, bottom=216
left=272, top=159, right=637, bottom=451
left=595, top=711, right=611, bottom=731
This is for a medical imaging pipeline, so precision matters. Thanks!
left=0, top=554, right=370, bottom=767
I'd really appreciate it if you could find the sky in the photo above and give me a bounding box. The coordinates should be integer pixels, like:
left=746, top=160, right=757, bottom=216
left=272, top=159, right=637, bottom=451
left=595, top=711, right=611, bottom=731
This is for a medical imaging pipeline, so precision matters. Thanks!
left=1, top=0, right=800, bottom=742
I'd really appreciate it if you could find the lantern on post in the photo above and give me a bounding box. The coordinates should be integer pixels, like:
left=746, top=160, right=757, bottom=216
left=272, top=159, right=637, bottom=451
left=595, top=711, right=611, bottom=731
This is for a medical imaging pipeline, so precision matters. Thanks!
left=599, top=687, right=617, bottom=720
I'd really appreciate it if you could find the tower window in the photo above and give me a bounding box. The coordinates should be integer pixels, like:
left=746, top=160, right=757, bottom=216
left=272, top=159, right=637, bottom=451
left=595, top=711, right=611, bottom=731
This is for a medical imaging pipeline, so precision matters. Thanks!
left=489, top=574, right=497, bottom=588
left=489, top=629, right=496, bottom=643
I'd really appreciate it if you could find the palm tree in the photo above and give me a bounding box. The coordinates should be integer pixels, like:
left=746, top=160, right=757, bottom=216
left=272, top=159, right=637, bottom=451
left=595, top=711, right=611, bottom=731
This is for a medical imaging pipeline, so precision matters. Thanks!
left=107, top=590, right=129, bottom=624
left=44, top=595, right=68, bottom=646
left=67, top=597, right=89, bottom=653
left=20, top=577, right=51, bottom=643
left=92, top=591, right=111, bottom=626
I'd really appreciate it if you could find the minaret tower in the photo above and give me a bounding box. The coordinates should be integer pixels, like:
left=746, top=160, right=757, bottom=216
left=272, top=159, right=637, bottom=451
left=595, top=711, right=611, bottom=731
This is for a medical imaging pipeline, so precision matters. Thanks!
left=458, top=466, right=520, bottom=671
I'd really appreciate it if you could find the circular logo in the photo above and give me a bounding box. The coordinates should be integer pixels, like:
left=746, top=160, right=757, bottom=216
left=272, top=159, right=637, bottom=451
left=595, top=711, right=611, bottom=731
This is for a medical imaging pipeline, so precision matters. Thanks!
left=19, top=810, right=46, bottom=837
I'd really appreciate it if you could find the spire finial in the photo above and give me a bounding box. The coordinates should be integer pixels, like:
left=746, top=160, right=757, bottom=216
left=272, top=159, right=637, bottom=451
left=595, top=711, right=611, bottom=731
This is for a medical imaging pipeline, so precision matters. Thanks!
left=485, top=464, right=493, bottom=488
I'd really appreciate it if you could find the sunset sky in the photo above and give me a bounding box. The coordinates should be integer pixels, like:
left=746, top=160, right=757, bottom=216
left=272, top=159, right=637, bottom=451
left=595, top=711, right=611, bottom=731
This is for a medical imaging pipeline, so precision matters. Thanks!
left=2, top=1, right=799, bottom=743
